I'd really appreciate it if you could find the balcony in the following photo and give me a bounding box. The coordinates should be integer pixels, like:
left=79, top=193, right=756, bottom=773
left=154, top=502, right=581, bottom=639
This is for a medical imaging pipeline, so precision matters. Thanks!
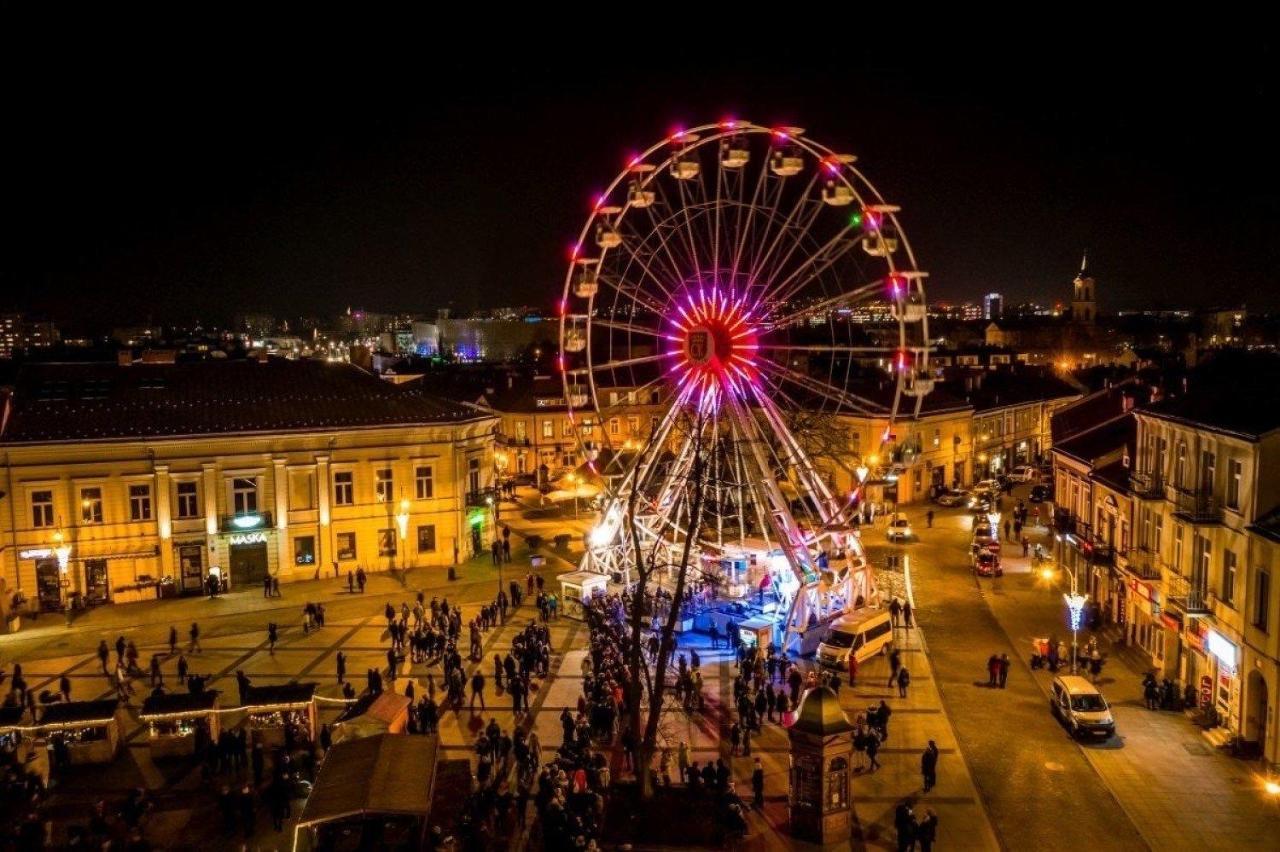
left=219, top=511, right=273, bottom=533
left=1128, top=472, right=1165, bottom=500
left=1165, top=572, right=1211, bottom=616
left=497, top=432, right=533, bottom=448
left=1119, top=546, right=1163, bottom=581
left=1054, top=513, right=1115, bottom=566
left=1170, top=486, right=1223, bottom=525
left=466, top=488, right=498, bottom=509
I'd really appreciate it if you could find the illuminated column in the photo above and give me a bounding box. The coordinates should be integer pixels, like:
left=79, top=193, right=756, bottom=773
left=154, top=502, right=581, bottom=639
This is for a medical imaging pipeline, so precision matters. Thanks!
left=155, top=464, right=175, bottom=578
left=316, top=455, right=330, bottom=573
left=202, top=464, right=219, bottom=569
left=273, top=458, right=290, bottom=576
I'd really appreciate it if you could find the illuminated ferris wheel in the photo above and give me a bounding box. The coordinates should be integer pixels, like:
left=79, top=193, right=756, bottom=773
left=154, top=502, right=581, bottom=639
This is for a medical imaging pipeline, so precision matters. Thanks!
left=558, top=120, right=931, bottom=653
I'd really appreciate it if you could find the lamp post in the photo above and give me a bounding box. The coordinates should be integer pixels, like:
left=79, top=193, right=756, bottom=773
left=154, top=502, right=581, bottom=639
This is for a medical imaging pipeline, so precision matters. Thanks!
left=485, top=493, right=501, bottom=595
left=395, top=498, right=411, bottom=573
left=1043, top=535, right=1087, bottom=674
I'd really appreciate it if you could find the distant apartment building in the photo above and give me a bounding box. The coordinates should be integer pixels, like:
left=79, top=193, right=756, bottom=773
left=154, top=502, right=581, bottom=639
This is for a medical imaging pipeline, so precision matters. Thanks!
left=0, top=314, right=61, bottom=359
left=983, top=292, right=1003, bottom=320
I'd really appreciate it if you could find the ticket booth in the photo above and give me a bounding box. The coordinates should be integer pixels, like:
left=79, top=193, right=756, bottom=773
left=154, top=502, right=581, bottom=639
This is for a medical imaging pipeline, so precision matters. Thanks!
left=38, top=700, right=123, bottom=766
left=244, top=683, right=317, bottom=748
left=140, top=691, right=221, bottom=758
left=738, top=615, right=779, bottom=652
left=557, top=570, right=609, bottom=620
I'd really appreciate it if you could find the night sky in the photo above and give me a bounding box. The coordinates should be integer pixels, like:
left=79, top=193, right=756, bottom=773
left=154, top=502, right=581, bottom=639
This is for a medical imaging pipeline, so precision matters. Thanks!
left=3, top=30, right=1275, bottom=329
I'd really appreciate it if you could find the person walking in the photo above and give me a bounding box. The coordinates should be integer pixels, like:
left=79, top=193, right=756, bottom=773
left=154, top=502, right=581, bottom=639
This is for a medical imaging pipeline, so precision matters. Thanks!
left=751, top=757, right=765, bottom=809
left=263, top=575, right=272, bottom=598
left=267, top=622, right=278, bottom=654
left=356, top=567, right=367, bottom=593
left=336, top=651, right=347, bottom=684
left=189, top=622, right=202, bottom=653
left=998, top=653, right=1010, bottom=688
left=894, top=799, right=916, bottom=852
left=926, top=509, right=934, bottom=528
left=168, top=625, right=178, bottom=656
left=987, top=653, right=1000, bottom=687
left=866, top=731, right=881, bottom=771
left=903, top=601, right=914, bottom=629
left=889, top=597, right=902, bottom=627
left=897, top=666, right=911, bottom=698
left=470, top=671, right=486, bottom=711
left=97, top=640, right=111, bottom=675
left=921, top=740, right=939, bottom=792
left=887, top=648, right=902, bottom=688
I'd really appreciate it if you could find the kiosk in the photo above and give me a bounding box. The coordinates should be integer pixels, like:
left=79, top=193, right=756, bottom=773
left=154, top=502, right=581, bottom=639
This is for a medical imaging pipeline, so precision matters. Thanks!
left=38, top=699, right=122, bottom=766
left=244, top=683, right=317, bottom=747
left=139, top=691, right=221, bottom=758
left=332, top=692, right=410, bottom=743
left=557, top=570, right=609, bottom=620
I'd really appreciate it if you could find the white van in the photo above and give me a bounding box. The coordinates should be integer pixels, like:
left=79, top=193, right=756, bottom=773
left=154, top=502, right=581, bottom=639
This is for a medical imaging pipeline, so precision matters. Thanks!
left=1050, top=675, right=1116, bottom=739
left=816, top=608, right=893, bottom=669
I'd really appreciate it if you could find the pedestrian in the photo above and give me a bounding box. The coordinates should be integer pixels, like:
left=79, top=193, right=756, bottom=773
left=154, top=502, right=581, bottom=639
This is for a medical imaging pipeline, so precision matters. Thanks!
left=470, top=671, right=486, bottom=711
left=887, top=648, right=902, bottom=687
left=356, top=567, right=367, bottom=593
left=917, top=808, right=939, bottom=852
left=926, top=509, right=934, bottom=528
left=889, top=597, right=902, bottom=627
left=1003, top=518, right=1011, bottom=540
left=998, top=653, right=1010, bottom=688
left=987, top=653, right=999, bottom=687
left=189, top=622, right=202, bottom=653
left=267, top=622, right=278, bottom=654
left=921, top=740, right=939, bottom=792
left=866, top=729, right=881, bottom=771
left=263, top=575, right=272, bottom=598
left=502, top=538, right=511, bottom=563
left=97, top=640, right=110, bottom=674
left=1022, top=535, right=1030, bottom=557
left=903, top=601, right=914, bottom=629
left=751, top=757, right=765, bottom=809
left=894, top=799, right=916, bottom=852
left=336, top=651, right=347, bottom=684
left=149, top=655, right=163, bottom=687
left=848, top=653, right=859, bottom=687
left=177, top=653, right=188, bottom=684
left=729, top=721, right=741, bottom=756
left=168, top=625, right=178, bottom=656
left=348, top=571, right=355, bottom=593
left=897, top=666, right=911, bottom=698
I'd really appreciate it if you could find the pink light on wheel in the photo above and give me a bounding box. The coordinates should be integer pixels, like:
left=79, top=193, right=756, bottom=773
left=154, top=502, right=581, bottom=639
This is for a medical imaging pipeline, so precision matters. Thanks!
left=665, top=286, right=761, bottom=411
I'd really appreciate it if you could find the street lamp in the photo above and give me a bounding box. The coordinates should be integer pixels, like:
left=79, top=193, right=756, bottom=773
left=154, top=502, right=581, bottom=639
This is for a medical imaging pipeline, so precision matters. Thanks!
left=395, top=498, right=410, bottom=571
left=1050, top=533, right=1087, bottom=674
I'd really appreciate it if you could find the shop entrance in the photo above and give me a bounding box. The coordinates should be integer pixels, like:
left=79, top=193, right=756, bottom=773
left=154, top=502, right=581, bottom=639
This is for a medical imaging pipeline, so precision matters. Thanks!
left=229, top=542, right=269, bottom=588
left=1245, top=670, right=1268, bottom=753
left=83, top=559, right=110, bottom=606
left=470, top=523, right=483, bottom=557
left=35, top=559, right=63, bottom=611
left=177, top=543, right=205, bottom=594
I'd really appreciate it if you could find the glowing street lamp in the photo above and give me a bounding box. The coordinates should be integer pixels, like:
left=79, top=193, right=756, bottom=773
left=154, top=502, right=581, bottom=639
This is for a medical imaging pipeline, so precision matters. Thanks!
left=395, top=498, right=410, bottom=570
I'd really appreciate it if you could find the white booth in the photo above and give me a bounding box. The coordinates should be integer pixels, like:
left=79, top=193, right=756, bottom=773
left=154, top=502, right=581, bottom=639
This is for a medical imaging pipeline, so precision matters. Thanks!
left=558, top=570, right=609, bottom=620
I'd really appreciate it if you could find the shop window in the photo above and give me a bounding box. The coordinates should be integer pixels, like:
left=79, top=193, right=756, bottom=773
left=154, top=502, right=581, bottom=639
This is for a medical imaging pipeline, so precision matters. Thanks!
left=375, top=468, right=393, bottom=503
left=336, top=532, right=357, bottom=561
left=129, top=484, right=152, bottom=521
left=80, top=487, right=104, bottom=524
left=333, top=472, right=354, bottom=506
left=417, top=525, right=437, bottom=553
left=31, top=490, right=54, bottom=528
left=415, top=466, right=434, bottom=499
left=378, top=528, right=397, bottom=557
left=176, top=481, right=199, bottom=519
left=294, top=536, right=316, bottom=566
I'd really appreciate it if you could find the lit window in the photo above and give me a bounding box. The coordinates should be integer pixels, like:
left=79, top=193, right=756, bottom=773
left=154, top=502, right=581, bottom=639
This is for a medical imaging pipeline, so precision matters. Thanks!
left=81, top=487, right=104, bottom=524
left=375, top=468, right=394, bottom=503
left=31, top=490, right=54, bottom=528
left=129, top=484, right=152, bottom=521
left=415, top=466, right=434, bottom=500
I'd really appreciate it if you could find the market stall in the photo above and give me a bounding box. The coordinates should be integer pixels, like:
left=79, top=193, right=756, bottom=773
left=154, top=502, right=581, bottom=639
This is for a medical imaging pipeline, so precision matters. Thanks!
left=557, top=570, right=608, bottom=620
left=243, top=683, right=317, bottom=748
left=37, top=699, right=122, bottom=766
left=332, top=692, right=410, bottom=744
left=139, top=691, right=221, bottom=758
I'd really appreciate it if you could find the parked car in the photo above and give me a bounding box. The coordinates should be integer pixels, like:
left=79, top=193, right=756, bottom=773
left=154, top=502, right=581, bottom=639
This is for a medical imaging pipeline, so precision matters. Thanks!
left=968, top=491, right=995, bottom=513
left=974, top=478, right=1000, bottom=493
left=1029, top=484, right=1054, bottom=503
left=1008, top=465, right=1040, bottom=483
left=1050, top=675, right=1116, bottom=740
left=934, top=488, right=967, bottom=507
left=886, top=513, right=913, bottom=542
left=973, top=550, right=1003, bottom=577
left=972, top=523, right=997, bottom=549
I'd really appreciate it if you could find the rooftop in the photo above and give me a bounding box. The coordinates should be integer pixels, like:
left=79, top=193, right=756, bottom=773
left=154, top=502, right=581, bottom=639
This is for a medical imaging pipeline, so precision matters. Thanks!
left=1138, top=351, right=1280, bottom=439
left=0, top=358, right=490, bottom=444
left=943, top=368, right=1081, bottom=412
left=299, top=733, right=438, bottom=826
left=790, top=686, right=854, bottom=736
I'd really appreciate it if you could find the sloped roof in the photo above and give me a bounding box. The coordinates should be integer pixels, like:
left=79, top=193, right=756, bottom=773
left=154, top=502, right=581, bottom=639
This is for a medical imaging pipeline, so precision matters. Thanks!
left=1053, top=414, right=1136, bottom=466
left=244, top=682, right=316, bottom=707
left=944, top=368, right=1081, bottom=413
left=0, top=359, right=490, bottom=444
left=38, top=699, right=119, bottom=726
left=791, top=686, right=853, bottom=735
left=298, top=733, right=437, bottom=825
left=335, top=691, right=410, bottom=726
left=1139, top=351, right=1280, bottom=439
left=140, top=690, right=220, bottom=717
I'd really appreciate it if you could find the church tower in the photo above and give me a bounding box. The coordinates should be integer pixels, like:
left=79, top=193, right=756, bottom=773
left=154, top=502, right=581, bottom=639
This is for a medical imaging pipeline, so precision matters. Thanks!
left=1071, top=251, right=1096, bottom=324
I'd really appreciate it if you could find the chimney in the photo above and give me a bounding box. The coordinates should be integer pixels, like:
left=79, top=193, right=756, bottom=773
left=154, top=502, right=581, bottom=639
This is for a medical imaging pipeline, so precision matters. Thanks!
left=117, top=350, right=133, bottom=367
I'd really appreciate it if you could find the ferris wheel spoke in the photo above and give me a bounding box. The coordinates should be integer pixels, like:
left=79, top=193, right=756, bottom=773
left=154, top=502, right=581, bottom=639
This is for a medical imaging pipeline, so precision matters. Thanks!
left=595, top=271, right=669, bottom=317
left=729, top=148, right=773, bottom=284
left=755, top=356, right=889, bottom=416
left=673, top=170, right=709, bottom=283
left=757, top=343, right=898, bottom=354
left=763, top=280, right=885, bottom=329
left=567, top=352, right=670, bottom=379
left=587, top=318, right=661, bottom=337
left=746, top=173, right=821, bottom=293
left=752, top=195, right=827, bottom=299
left=651, top=179, right=702, bottom=284
left=759, top=221, right=862, bottom=309
left=609, top=227, right=681, bottom=304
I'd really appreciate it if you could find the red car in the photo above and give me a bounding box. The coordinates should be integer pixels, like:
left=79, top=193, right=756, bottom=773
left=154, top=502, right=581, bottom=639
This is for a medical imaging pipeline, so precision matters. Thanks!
left=973, top=550, right=1003, bottom=577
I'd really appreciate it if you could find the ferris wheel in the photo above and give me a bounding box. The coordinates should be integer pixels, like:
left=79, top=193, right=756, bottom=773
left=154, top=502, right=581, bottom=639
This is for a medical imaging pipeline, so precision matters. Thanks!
left=558, top=120, right=931, bottom=654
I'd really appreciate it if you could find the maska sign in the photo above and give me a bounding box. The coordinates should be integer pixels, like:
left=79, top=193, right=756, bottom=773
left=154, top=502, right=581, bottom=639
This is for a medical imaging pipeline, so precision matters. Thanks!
left=229, top=531, right=268, bottom=546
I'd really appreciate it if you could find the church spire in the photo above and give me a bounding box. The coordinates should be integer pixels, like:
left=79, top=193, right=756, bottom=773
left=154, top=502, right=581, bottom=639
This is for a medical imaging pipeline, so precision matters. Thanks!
left=1080, top=249, right=1089, bottom=275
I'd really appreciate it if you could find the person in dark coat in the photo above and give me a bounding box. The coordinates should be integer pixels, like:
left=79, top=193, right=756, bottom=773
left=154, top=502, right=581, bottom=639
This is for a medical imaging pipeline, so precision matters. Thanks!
left=917, top=808, right=939, bottom=852
left=751, top=757, right=765, bottom=808
left=921, top=740, right=939, bottom=792
left=894, top=799, right=916, bottom=852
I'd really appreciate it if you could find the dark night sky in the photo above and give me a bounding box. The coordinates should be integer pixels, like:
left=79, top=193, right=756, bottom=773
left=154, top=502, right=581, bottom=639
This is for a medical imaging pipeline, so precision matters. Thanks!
left=2, top=27, right=1275, bottom=329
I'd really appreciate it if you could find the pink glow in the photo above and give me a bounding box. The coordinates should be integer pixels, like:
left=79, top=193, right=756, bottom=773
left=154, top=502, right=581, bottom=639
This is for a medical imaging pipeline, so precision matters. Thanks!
left=664, top=285, right=762, bottom=412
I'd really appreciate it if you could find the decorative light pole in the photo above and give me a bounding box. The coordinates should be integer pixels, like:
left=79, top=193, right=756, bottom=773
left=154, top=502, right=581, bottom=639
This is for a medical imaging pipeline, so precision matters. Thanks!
left=1045, top=534, right=1087, bottom=674
left=395, top=497, right=411, bottom=572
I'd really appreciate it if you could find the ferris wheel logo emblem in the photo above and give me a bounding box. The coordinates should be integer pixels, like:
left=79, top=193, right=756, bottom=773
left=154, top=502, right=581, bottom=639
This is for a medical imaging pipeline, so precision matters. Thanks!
left=686, top=330, right=711, bottom=363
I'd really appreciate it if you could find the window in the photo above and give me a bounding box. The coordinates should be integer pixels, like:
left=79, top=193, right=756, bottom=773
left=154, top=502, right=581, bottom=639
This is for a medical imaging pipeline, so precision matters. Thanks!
left=1254, top=568, right=1271, bottom=630
left=1153, top=514, right=1164, bottom=557
left=378, top=528, right=397, bottom=557
left=415, top=465, right=434, bottom=499
left=514, top=420, right=527, bottom=442
left=1154, top=436, right=1168, bottom=478
left=232, top=478, right=258, bottom=515
left=177, top=481, right=199, bottom=514
left=933, top=428, right=941, bottom=448
left=562, top=420, right=573, bottom=437
left=289, top=470, right=314, bottom=510
left=1140, top=508, right=1152, bottom=550
left=1222, top=549, right=1237, bottom=606
left=336, top=532, right=357, bottom=560
left=1200, top=449, right=1215, bottom=496
left=1227, top=459, right=1242, bottom=510
left=628, top=416, right=640, bottom=435
left=129, top=484, right=152, bottom=521
left=1175, top=442, right=1187, bottom=488
left=294, top=536, right=315, bottom=566
left=580, top=418, right=594, bottom=436
left=1192, top=534, right=1210, bottom=594
left=542, top=419, right=553, bottom=439
left=375, top=468, right=393, bottom=503
left=81, top=487, right=104, bottom=524
left=609, top=417, right=620, bottom=436
left=650, top=416, right=659, bottom=434
left=468, top=458, right=481, bottom=495
left=417, top=524, right=437, bottom=553
left=1173, top=523, right=1184, bottom=570
left=333, top=471, right=354, bottom=506
left=176, top=481, right=199, bottom=519
left=31, top=490, right=54, bottom=528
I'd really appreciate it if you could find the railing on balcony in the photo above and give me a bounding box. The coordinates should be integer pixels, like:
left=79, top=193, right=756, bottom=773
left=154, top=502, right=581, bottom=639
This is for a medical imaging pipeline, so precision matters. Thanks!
left=1165, top=572, right=1211, bottom=614
left=1124, top=545, right=1164, bottom=581
left=219, top=511, right=273, bottom=533
left=1170, top=486, right=1223, bottom=524
left=466, top=488, right=498, bottom=509
left=1128, top=471, right=1165, bottom=498
left=1054, top=513, right=1115, bottom=566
